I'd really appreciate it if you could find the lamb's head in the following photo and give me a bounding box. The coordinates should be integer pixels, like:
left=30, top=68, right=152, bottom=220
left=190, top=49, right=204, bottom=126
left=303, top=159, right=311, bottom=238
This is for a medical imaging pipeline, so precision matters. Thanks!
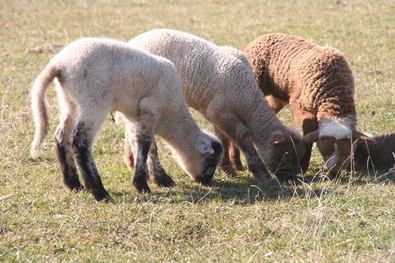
left=260, top=127, right=306, bottom=182
left=177, top=133, right=223, bottom=185
left=304, top=116, right=375, bottom=177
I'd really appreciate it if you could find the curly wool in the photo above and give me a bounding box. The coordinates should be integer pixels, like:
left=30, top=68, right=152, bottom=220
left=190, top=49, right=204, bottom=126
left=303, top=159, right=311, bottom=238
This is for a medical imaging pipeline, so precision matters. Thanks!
left=243, top=33, right=356, bottom=123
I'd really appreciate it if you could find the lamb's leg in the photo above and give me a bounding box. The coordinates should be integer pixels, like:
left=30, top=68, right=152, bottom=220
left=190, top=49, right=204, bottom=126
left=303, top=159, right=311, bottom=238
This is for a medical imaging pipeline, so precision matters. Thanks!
left=289, top=97, right=318, bottom=174
left=71, top=117, right=111, bottom=202
left=300, top=116, right=319, bottom=174
left=211, top=114, right=271, bottom=182
left=146, top=140, right=175, bottom=187
left=224, top=95, right=285, bottom=174
left=123, top=130, right=134, bottom=170
left=54, top=90, right=83, bottom=191
left=128, top=129, right=152, bottom=193
left=55, top=120, right=83, bottom=191
left=124, top=128, right=174, bottom=187
left=214, top=126, right=238, bottom=177
left=228, top=141, right=243, bottom=171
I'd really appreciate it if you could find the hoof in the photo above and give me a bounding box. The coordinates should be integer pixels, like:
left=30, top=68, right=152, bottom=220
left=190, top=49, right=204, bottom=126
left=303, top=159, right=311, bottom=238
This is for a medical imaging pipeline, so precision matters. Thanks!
left=152, top=175, right=175, bottom=187
left=218, top=166, right=238, bottom=177
left=194, top=174, right=213, bottom=185
left=275, top=173, right=297, bottom=184
left=133, top=181, right=151, bottom=194
left=64, top=179, right=84, bottom=191
left=251, top=171, right=272, bottom=183
left=93, top=190, right=113, bottom=202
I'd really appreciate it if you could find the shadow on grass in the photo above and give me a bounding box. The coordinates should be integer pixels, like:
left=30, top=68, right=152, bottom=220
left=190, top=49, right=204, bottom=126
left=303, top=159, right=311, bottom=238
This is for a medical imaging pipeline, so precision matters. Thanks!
left=28, top=157, right=395, bottom=205
left=109, top=173, right=335, bottom=205
left=302, top=166, right=395, bottom=185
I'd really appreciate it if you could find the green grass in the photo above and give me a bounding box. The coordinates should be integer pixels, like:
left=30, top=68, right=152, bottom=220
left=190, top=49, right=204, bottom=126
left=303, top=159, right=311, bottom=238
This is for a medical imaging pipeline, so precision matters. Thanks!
left=1, top=0, right=395, bottom=261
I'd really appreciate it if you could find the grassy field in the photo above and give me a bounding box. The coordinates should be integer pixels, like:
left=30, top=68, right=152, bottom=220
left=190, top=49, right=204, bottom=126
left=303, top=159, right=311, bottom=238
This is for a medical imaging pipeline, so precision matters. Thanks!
left=1, top=0, right=395, bottom=262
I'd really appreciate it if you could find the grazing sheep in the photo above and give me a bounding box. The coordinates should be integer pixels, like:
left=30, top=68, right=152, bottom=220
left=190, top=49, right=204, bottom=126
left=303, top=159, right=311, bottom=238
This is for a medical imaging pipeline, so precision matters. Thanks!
left=354, top=132, right=395, bottom=170
left=126, top=29, right=307, bottom=182
left=227, top=33, right=375, bottom=177
left=30, top=38, right=223, bottom=201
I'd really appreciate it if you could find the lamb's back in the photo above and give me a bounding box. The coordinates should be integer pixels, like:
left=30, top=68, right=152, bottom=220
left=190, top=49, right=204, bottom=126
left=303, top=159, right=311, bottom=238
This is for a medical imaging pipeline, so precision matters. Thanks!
left=129, top=29, right=262, bottom=113
left=243, top=33, right=356, bottom=119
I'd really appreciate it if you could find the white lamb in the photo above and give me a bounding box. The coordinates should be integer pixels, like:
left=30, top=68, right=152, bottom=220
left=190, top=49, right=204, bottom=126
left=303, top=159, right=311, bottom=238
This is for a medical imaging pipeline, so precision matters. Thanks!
left=126, top=29, right=307, bottom=182
left=30, top=38, right=223, bottom=201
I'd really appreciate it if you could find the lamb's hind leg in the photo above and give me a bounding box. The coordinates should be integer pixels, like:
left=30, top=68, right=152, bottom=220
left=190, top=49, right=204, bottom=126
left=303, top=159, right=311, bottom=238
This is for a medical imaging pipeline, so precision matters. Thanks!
left=54, top=88, right=82, bottom=191
left=71, top=113, right=111, bottom=201
left=55, top=119, right=83, bottom=191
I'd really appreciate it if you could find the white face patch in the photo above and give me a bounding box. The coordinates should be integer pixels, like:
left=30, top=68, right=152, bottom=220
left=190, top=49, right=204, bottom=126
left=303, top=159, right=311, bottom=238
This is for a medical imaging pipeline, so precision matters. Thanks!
left=317, top=117, right=356, bottom=174
left=318, top=116, right=353, bottom=140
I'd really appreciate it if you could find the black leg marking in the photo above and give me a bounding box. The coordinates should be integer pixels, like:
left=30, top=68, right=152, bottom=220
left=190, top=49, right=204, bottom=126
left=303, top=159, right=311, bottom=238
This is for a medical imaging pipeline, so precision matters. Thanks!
left=72, top=123, right=111, bottom=201
left=147, top=140, right=175, bottom=187
left=55, top=138, right=83, bottom=191
left=132, top=133, right=152, bottom=193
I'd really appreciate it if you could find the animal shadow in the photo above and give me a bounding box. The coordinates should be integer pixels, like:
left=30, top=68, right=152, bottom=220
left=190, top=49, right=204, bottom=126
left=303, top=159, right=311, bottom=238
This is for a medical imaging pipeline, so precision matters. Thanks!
left=111, top=174, right=331, bottom=205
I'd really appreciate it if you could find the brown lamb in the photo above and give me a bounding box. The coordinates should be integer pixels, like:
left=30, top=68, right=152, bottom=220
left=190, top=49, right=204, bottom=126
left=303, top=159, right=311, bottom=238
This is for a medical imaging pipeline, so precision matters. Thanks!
left=227, top=33, right=374, bottom=177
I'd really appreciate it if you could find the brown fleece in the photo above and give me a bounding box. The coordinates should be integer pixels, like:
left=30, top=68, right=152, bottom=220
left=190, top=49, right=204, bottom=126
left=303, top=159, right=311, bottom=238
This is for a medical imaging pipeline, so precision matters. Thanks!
left=243, top=33, right=356, bottom=126
left=226, top=33, right=363, bottom=174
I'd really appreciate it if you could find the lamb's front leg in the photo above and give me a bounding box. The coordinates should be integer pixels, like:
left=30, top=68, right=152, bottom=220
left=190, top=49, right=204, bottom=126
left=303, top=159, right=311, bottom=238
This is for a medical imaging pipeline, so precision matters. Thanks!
left=233, top=137, right=271, bottom=182
left=214, top=126, right=238, bottom=177
left=300, top=114, right=319, bottom=174
left=124, top=129, right=174, bottom=187
left=146, top=140, right=175, bottom=187
left=211, top=114, right=271, bottom=182
left=129, top=131, right=152, bottom=193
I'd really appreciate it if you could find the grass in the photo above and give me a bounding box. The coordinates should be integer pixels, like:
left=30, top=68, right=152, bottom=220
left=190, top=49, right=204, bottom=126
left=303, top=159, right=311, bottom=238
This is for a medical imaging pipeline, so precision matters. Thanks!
left=1, top=0, right=395, bottom=261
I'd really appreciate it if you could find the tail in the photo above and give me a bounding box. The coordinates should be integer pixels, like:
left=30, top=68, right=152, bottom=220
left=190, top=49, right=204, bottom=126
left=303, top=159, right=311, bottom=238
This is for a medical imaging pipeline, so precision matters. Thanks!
left=31, top=63, right=59, bottom=158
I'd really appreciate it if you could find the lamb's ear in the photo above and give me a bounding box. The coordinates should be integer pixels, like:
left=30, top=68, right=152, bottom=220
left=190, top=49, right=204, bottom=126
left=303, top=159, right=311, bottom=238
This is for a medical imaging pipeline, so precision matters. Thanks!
left=198, top=141, right=215, bottom=154
left=304, top=129, right=319, bottom=144
left=271, top=131, right=285, bottom=145
left=353, top=130, right=376, bottom=144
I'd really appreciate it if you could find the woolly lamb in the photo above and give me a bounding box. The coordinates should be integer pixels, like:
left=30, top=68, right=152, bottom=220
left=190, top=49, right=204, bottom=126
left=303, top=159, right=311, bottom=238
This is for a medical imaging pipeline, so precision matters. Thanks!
left=233, top=33, right=375, bottom=177
left=126, top=29, right=307, bottom=182
left=30, top=38, right=223, bottom=201
left=354, top=132, right=395, bottom=171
